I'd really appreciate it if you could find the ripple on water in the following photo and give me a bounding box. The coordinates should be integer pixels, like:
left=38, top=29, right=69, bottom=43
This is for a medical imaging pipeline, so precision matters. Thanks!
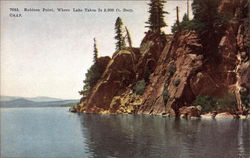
left=1, top=108, right=250, bottom=158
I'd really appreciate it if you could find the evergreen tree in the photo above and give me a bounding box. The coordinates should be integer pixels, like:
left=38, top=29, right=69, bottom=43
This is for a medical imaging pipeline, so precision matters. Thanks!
left=171, top=13, right=189, bottom=33
left=115, top=17, right=125, bottom=51
left=192, top=0, right=229, bottom=59
left=182, top=13, right=189, bottom=23
left=79, top=63, right=101, bottom=96
left=171, top=20, right=179, bottom=34
left=79, top=38, right=100, bottom=96
left=93, top=38, right=98, bottom=63
left=192, top=0, right=221, bottom=30
left=146, top=0, right=168, bottom=33
left=171, top=0, right=229, bottom=34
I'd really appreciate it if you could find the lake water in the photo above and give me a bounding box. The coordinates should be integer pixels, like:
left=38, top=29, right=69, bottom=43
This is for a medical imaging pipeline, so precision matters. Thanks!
left=1, top=107, right=250, bottom=158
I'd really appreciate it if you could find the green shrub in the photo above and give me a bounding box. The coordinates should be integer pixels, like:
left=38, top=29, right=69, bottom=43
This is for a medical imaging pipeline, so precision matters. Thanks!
left=84, top=63, right=101, bottom=87
left=171, top=21, right=178, bottom=34
left=174, top=79, right=180, bottom=87
left=133, top=80, right=146, bottom=95
left=192, top=0, right=230, bottom=31
left=217, top=93, right=237, bottom=111
left=78, top=84, right=91, bottom=96
left=162, top=89, right=169, bottom=105
left=192, top=95, right=218, bottom=113
left=193, top=93, right=239, bottom=113
left=169, top=64, right=176, bottom=76
left=171, top=18, right=205, bottom=33
left=79, top=63, right=101, bottom=96
left=240, top=92, right=249, bottom=109
left=171, top=10, right=231, bottom=34
left=182, top=19, right=205, bottom=31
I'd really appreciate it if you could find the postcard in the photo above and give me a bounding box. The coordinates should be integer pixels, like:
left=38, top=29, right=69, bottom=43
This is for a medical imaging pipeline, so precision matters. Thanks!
left=1, top=0, right=249, bottom=158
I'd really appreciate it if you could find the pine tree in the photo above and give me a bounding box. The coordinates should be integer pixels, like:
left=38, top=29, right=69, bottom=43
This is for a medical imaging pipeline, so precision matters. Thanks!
left=192, top=0, right=220, bottom=30
left=171, top=20, right=179, bottom=34
left=93, top=38, right=98, bottom=63
left=125, top=26, right=132, bottom=48
left=182, top=13, right=189, bottom=23
left=115, top=17, right=125, bottom=51
left=192, top=0, right=229, bottom=60
left=171, top=13, right=189, bottom=33
left=79, top=38, right=100, bottom=96
left=146, top=0, right=168, bottom=33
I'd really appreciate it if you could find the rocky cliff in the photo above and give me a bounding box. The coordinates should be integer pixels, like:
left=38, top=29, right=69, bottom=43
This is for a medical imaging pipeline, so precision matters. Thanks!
left=75, top=0, right=249, bottom=116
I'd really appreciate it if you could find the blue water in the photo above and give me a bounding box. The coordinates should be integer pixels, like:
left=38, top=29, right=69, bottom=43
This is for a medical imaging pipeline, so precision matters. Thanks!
left=1, top=107, right=250, bottom=158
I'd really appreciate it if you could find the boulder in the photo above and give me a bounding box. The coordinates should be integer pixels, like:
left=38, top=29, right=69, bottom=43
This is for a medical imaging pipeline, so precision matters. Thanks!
left=216, top=112, right=235, bottom=119
left=69, top=106, right=77, bottom=113
left=179, top=106, right=201, bottom=118
left=201, top=113, right=214, bottom=119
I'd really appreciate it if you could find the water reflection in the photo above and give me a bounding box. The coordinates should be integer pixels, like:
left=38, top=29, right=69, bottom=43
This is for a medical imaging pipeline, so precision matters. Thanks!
left=79, top=114, right=250, bottom=158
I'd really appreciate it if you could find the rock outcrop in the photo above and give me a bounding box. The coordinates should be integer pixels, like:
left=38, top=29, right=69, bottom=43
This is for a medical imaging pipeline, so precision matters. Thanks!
left=79, top=48, right=141, bottom=113
left=179, top=106, right=202, bottom=118
left=75, top=0, right=249, bottom=116
left=78, top=32, right=165, bottom=113
left=138, top=31, right=204, bottom=115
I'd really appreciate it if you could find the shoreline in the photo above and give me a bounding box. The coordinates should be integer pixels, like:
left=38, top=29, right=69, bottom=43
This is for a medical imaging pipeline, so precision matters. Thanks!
left=69, top=107, right=250, bottom=120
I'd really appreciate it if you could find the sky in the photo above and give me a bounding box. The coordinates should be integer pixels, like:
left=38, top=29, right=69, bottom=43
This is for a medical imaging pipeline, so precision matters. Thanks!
left=1, top=0, right=193, bottom=99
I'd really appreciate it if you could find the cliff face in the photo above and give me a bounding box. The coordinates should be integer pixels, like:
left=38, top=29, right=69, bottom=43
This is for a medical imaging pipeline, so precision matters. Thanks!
left=77, top=0, right=249, bottom=115
left=78, top=33, right=165, bottom=113
left=80, top=48, right=138, bottom=113
left=138, top=31, right=204, bottom=115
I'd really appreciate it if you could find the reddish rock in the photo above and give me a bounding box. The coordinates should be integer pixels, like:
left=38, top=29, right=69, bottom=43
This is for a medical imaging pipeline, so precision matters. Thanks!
left=216, top=112, right=235, bottom=119
left=76, top=0, right=249, bottom=115
left=179, top=106, right=201, bottom=118
left=136, top=32, right=166, bottom=80
left=138, top=0, right=249, bottom=115
left=80, top=48, right=140, bottom=113
left=201, top=113, right=214, bottom=119
left=138, top=31, right=203, bottom=115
